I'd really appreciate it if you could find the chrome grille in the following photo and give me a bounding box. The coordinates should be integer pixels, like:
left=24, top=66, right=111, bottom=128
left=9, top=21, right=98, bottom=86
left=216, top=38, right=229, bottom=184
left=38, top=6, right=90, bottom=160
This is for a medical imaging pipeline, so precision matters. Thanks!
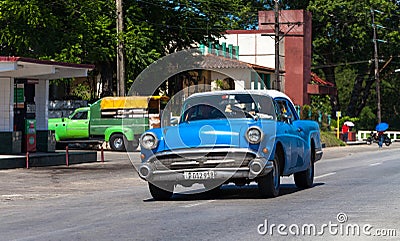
left=153, top=151, right=256, bottom=170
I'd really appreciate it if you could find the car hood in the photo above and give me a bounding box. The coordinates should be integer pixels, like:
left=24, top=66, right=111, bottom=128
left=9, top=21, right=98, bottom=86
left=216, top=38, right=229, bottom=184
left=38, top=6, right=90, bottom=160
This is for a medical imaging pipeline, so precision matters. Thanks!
left=158, top=119, right=254, bottom=151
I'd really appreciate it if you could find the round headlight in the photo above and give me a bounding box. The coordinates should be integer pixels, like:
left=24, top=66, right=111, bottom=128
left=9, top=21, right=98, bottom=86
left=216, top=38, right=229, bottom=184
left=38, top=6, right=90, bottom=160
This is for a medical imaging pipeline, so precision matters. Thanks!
left=246, top=126, right=263, bottom=144
left=140, top=132, right=158, bottom=150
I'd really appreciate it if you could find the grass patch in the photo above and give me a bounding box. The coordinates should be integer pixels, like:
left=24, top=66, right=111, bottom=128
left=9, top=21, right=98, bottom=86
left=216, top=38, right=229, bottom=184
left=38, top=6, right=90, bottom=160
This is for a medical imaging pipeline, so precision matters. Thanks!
left=320, top=131, right=346, bottom=147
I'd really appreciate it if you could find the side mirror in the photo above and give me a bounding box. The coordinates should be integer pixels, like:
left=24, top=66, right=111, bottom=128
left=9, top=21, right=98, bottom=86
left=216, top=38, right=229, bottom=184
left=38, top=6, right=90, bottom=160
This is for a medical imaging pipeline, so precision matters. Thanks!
left=61, top=118, right=65, bottom=122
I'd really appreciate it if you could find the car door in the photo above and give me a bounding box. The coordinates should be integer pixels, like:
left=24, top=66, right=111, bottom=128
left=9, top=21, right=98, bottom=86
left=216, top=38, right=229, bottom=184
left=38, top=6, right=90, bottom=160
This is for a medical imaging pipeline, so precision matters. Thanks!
left=66, top=110, right=89, bottom=139
left=275, top=98, right=303, bottom=171
left=285, top=101, right=306, bottom=169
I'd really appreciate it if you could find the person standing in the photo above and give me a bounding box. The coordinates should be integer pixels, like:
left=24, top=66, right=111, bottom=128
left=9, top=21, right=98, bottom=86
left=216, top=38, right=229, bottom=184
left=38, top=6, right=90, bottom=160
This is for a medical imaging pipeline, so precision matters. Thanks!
left=342, top=123, right=349, bottom=142
left=377, top=131, right=384, bottom=148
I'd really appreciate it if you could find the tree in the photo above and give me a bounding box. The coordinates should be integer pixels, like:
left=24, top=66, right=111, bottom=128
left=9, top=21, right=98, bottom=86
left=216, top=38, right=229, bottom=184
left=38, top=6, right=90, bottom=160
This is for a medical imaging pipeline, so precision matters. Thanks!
left=307, top=0, right=400, bottom=121
left=1, top=0, right=267, bottom=97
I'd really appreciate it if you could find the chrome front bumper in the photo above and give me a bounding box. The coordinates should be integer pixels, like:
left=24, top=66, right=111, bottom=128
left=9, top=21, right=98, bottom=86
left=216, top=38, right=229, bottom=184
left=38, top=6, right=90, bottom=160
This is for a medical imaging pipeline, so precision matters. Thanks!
left=138, top=148, right=273, bottom=183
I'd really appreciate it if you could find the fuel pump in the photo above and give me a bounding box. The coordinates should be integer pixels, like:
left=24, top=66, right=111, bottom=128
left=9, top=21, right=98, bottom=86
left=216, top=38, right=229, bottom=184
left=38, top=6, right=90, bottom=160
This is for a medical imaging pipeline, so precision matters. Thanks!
left=14, top=79, right=37, bottom=152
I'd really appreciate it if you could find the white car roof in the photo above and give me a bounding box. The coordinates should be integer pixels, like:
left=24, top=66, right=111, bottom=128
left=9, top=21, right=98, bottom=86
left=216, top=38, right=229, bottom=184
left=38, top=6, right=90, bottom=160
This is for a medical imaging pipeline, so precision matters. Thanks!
left=187, top=90, right=292, bottom=102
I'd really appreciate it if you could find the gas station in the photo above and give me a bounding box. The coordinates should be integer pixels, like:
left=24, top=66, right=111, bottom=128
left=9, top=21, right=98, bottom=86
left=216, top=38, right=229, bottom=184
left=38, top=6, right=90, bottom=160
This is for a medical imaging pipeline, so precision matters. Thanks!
left=0, top=57, right=96, bottom=168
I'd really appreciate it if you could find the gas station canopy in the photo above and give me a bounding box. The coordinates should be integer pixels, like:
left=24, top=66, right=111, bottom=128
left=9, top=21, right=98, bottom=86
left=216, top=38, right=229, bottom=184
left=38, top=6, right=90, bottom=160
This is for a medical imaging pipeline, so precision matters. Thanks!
left=0, top=56, right=94, bottom=79
left=0, top=56, right=94, bottom=155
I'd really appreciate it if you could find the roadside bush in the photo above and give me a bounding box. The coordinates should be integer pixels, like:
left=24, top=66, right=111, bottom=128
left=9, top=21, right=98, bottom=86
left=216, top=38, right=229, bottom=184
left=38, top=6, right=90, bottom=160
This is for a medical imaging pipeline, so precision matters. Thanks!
left=320, top=131, right=346, bottom=147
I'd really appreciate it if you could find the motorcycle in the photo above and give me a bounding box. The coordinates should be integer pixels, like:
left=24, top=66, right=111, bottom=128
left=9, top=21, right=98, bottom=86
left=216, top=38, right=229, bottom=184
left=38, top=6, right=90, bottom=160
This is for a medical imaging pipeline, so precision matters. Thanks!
left=366, top=131, right=391, bottom=146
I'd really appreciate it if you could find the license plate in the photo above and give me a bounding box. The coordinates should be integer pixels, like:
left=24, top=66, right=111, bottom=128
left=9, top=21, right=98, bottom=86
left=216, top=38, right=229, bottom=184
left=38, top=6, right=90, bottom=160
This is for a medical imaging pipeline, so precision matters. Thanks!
left=183, top=171, right=215, bottom=180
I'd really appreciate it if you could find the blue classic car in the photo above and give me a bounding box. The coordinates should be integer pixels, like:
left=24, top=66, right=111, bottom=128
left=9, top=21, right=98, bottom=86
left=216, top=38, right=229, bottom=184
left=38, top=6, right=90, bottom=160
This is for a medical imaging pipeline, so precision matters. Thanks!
left=138, top=90, right=323, bottom=200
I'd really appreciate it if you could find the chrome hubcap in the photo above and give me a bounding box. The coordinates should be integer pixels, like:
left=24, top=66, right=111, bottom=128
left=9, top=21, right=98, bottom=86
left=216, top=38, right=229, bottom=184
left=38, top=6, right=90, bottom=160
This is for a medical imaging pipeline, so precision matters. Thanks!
left=114, top=138, right=123, bottom=149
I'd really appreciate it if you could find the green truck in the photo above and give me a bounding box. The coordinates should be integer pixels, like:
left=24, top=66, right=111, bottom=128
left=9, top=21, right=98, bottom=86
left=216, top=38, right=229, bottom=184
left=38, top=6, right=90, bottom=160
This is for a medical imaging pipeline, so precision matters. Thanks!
left=48, top=96, right=167, bottom=151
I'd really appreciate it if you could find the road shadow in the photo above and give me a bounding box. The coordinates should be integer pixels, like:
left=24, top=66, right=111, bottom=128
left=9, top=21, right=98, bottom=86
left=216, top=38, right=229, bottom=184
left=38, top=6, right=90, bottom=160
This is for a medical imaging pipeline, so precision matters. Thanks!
left=143, top=182, right=325, bottom=202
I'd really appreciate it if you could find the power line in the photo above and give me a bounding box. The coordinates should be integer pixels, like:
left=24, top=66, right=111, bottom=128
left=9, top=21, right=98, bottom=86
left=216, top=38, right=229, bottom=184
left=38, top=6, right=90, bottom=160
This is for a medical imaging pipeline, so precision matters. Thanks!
left=311, top=60, right=371, bottom=69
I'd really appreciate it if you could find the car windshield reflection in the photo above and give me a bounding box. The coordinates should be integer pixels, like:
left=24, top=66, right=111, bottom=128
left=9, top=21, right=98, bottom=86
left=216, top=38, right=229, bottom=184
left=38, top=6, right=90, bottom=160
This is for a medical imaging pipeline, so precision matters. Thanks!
left=180, top=94, right=276, bottom=123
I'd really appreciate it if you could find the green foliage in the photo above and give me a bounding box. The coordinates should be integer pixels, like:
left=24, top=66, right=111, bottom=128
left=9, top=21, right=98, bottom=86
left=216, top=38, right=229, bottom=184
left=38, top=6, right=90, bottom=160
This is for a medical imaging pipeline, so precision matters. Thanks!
left=307, top=0, right=400, bottom=130
left=310, top=95, right=331, bottom=114
left=301, top=96, right=332, bottom=131
left=213, top=79, right=231, bottom=90
left=335, top=66, right=356, bottom=115
left=357, top=106, right=376, bottom=130
left=72, top=83, right=91, bottom=101
left=320, top=131, right=346, bottom=147
left=0, top=0, right=266, bottom=96
left=123, top=21, right=161, bottom=89
left=300, top=104, right=315, bottom=120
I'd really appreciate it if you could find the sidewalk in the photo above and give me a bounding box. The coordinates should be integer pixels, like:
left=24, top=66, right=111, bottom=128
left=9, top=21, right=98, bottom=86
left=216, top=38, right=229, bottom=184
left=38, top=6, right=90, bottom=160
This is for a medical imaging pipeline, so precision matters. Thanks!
left=322, top=141, right=399, bottom=160
left=0, top=151, right=97, bottom=169
left=344, top=140, right=366, bottom=145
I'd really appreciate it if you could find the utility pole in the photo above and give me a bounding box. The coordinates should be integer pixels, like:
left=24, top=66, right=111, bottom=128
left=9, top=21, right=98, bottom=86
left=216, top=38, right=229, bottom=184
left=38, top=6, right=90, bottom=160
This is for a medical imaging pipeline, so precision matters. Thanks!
left=371, top=9, right=381, bottom=123
left=274, top=0, right=280, bottom=91
left=116, top=0, right=125, bottom=96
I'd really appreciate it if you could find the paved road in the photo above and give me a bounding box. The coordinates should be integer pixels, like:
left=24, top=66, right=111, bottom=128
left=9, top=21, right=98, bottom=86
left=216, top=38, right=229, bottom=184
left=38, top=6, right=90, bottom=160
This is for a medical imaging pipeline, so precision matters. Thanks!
left=0, top=144, right=399, bottom=240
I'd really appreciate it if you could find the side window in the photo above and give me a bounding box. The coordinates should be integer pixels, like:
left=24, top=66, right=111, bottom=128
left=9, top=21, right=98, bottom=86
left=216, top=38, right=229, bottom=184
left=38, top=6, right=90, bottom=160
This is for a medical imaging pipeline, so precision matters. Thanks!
left=71, top=111, right=88, bottom=120
left=275, top=99, right=286, bottom=121
left=286, top=101, right=298, bottom=121
left=274, top=99, right=297, bottom=123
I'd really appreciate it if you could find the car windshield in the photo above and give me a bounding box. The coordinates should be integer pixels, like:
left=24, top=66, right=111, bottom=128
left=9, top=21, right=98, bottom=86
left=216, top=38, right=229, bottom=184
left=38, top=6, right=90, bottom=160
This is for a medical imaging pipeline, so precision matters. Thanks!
left=180, top=93, right=276, bottom=123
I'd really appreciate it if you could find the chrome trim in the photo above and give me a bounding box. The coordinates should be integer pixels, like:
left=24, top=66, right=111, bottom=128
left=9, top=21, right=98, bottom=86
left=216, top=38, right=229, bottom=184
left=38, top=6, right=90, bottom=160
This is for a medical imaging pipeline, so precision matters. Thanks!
left=154, top=167, right=250, bottom=174
left=138, top=147, right=274, bottom=184
left=154, top=147, right=259, bottom=157
left=170, top=161, right=198, bottom=166
left=138, top=160, right=274, bottom=183
left=203, top=159, right=235, bottom=164
left=148, top=167, right=273, bottom=182
left=138, top=164, right=152, bottom=179
left=249, top=159, right=265, bottom=178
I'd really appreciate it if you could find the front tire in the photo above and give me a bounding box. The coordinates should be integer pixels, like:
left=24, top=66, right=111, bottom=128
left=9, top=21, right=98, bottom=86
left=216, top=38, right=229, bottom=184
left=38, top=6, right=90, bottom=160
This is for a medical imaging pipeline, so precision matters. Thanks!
left=148, top=182, right=174, bottom=201
left=257, top=155, right=280, bottom=198
left=294, top=148, right=315, bottom=189
left=109, top=134, right=126, bottom=151
left=294, top=162, right=314, bottom=189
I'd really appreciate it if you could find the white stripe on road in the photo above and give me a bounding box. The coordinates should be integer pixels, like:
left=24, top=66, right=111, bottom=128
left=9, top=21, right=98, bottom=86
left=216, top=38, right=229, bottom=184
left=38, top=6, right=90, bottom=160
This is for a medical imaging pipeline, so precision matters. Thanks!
left=369, top=162, right=382, bottom=166
left=182, top=200, right=216, bottom=208
left=314, top=172, right=336, bottom=179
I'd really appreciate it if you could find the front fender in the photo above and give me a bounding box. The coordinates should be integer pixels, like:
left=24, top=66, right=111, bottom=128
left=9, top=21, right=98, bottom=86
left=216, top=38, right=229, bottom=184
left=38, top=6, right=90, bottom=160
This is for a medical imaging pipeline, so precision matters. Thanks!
left=104, top=127, right=134, bottom=141
left=49, top=122, right=68, bottom=141
left=270, top=141, right=289, bottom=175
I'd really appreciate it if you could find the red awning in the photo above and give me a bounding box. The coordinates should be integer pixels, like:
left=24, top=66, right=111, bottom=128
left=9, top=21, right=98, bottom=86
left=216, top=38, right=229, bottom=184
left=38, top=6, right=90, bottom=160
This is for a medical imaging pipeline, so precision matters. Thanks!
left=308, top=72, right=337, bottom=95
left=310, top=72, right=334, bottom=87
